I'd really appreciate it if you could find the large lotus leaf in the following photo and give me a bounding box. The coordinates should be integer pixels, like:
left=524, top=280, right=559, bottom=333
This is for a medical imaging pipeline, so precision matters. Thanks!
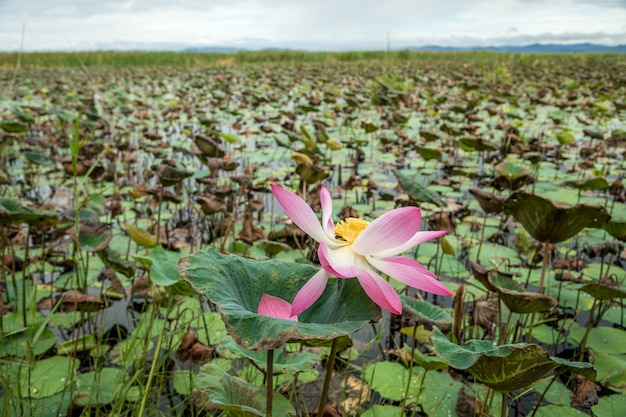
left=504, top=191, right=610, bottom=243
left=219, top=338, right=319, bottom=374
left=19, top=356, right=73, bottom=399
left=363, top=360, right=465, bottom=414
left=0, top=197, right=58, bottom=226
left=394, top=170, right=447, bottom=207
left=195, top=363, right=295, bottom=417
left=179, top=248, right=381, bottom=350
left=432, top=328, right=595, bottom=393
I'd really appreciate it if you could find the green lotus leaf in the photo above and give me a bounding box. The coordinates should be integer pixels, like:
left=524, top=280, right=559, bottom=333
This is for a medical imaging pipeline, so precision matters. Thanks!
left=19, top=356, right=73, bottom=399
left=504, top=191, right=610, bottom=243
left=0, top=197, right=58, bottom=226
left=134, top=246, right=195, bottom=295
left=400, top=295, right=451, bottom=324
left=394, top=170, right=447, bottom=207
left=555, top=131, right=576, bottom=145
left=0, top=326, right=57, bottom=358
left=195, top=363, right=295, bottom=417
left=603, top=220, right=626, bottom=239
left=414, top=145, right=443, bottom=161
left=0, top=120, right=28, bottom=133
left=457, top=136, right=496, bottom=152
left=97, top=246, right=136, bottom=278
left=564, top=177, right=610, bottom=191
left=579, top=281, right=626, bottom=300
left=179, top=248, right=381, bottom=350
left=432, top=328, right=595, bottom=393
left=124, top=224, right=158, bottom=247
left=219, top=338, right=319, bottom=374
left=74, top=367, right=127, bottom=406
left=496, top=288, right=558, bottom=314
left=24, top=151, right=52, bottom=166
left=494, top=161, right=534, bottom=190
left=403, top=344, right=449, bottom=371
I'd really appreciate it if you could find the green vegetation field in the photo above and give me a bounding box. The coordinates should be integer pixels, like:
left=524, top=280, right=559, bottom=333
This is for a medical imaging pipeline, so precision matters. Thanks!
left=1, top=50, right=625, bottom=417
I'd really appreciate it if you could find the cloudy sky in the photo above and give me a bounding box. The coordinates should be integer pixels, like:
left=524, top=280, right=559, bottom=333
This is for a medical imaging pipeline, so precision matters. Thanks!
left=1, top=0, right=625, bottom=51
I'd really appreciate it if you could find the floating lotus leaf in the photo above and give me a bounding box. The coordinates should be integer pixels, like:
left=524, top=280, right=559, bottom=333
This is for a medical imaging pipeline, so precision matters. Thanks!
left=196, top=364, right=295, bottom=417
left=0, top=326, right=56, bottom=358
left=432, top=328, right=595, bottom=393
left=578, top=281, right=626, bottom=300
left=179, top=248, right=380, bottom=350
left=18, top=356, right=73, bottom=399
left=394, top=170, right=447, bottom=207
left=504, top=191, right=610, bottom=243
left=74, top=367, right=126, bottom=406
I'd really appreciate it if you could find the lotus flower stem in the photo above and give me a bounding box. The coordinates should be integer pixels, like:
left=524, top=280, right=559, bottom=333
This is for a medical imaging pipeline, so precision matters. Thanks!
left=528, top=242, right=551, bottom=342
left=266, top=348, right=274, bottom=417
left=318, top=337, right=340, bottom=416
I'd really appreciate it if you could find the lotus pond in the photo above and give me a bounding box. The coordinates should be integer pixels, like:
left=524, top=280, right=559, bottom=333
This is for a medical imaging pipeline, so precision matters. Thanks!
left=1, top=53, right=626, bottom=417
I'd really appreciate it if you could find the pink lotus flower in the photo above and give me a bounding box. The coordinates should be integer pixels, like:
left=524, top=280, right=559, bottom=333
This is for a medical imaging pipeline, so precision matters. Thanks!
left=258, top=294, right=298, bottom=321
left=271, top=184, right=452, bottom=315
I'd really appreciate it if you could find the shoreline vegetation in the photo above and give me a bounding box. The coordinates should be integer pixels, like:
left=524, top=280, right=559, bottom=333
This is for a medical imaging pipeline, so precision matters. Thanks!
left=1, top=49, right=625, bottom=68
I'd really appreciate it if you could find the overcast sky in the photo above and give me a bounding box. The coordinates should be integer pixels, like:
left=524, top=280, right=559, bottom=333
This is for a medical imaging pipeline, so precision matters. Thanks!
left=1, top=0, right=625, bottom=51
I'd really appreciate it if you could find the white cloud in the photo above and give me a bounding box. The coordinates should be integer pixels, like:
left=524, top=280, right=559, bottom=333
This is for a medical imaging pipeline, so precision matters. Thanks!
left=0, top=0, right=624, bottom=51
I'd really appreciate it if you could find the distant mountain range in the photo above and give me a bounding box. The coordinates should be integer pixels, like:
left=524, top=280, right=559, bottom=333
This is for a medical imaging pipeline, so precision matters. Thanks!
left=185, top=43, right=625, bottom=54
left=408, top=43, right=626, bottom=53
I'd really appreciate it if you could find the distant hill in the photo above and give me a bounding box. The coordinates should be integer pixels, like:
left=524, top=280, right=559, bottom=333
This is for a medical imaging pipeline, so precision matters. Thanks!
left=181, top=43, right=625, bottom=54
left=409, top=43, right=626, bottom=53
left=183, top=46, right=240, bottom=53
